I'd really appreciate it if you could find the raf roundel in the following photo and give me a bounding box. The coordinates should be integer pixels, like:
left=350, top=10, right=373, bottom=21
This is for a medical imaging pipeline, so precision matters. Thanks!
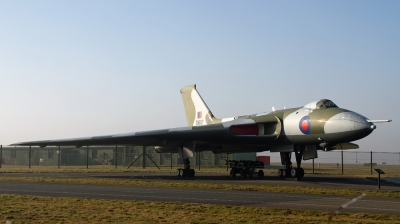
left=299, top=116, right=311, bottom=134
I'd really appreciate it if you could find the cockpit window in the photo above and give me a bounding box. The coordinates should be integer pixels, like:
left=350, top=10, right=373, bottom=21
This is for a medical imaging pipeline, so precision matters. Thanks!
left=303, top=99, right=339, bottom=109
left=316, top=99, right=338, bottom=109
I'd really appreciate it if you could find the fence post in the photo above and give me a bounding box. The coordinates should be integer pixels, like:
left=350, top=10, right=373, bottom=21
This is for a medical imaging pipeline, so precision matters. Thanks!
left=370, top=151, right=373, bottom=175
left=312, top=158, right=314, bottom=174
left=341, top=150, right=343, bottom=175
left=115, top=145, right=118, bottom=169
left=226, top=153, right=229, bottom=172
left=58, top=146, right=60, bottom=169
left=86, top=146, right=89, bottom=169
left=142, top=146, right=146, bottom=169
left=0, top=145, right=2, bottom=168
left=198, top=152, right=201, bottom=171
left=29, top=146, right=31, bottom=168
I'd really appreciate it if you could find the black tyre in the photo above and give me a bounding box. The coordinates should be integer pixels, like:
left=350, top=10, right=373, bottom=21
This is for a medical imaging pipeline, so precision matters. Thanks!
left=240, top=169, right=246, bottom=178
left=258, top=170, right=264, bottom=178
left=230, top=169, right=236, bottom=178
left=290, top=168, right=297, bottom=178
left=278, top=169, right=283, bottom=177
left=189, top=169, right=195, bottom=177
left=282, top=169, right=287, bottom=177
left=181, top=169, right=186, bottom=177
left=299, top=168, right=304, bottom=178
left=176, top=169, right=181, bottom=177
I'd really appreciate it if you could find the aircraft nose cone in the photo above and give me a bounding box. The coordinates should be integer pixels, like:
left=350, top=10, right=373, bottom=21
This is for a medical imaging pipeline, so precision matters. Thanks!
left=325, top=111, right=371, bottom=133
left=324, top=111, right=373, bottom=142
left=347, top=112, right=371, bottom=130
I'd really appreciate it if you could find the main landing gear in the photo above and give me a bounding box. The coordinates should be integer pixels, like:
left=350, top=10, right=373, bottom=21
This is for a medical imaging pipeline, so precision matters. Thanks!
left=278, top=151, right=304, bottom=180
left=176, top=158, right=195, bottom=177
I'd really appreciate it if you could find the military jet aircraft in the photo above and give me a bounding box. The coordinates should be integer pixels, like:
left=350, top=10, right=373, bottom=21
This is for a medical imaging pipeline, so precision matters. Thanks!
left=12, top=84, right=391, bottom=178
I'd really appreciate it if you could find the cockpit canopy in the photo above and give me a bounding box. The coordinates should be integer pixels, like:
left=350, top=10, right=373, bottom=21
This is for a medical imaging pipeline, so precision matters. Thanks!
left=303, top=99, right=338, bottom=109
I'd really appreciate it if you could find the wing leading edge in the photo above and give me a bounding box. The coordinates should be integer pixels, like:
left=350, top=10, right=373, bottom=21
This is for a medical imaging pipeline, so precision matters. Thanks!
left=11, top=118, right=281, bottom=149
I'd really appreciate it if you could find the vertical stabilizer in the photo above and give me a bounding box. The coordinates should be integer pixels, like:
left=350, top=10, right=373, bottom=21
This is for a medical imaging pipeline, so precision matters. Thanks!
left=180, top=84, right=222, bottom=126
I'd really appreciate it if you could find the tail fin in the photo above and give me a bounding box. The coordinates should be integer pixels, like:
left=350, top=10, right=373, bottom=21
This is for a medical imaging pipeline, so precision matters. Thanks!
left=180, top=84, right=221, bottom=126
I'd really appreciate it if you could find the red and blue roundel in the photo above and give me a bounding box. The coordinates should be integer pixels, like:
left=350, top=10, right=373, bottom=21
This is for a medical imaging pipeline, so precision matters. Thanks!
left=299, top=116, right=311, bottom=134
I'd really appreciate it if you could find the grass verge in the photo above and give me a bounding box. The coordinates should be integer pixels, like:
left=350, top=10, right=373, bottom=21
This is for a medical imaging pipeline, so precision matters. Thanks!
left=0, top=194, right=399, bottom=224
left=1, top=164, right=400, bottom=178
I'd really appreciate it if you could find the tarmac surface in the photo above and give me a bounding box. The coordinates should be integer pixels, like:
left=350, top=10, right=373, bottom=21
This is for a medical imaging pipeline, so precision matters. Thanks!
left=1, top=172, right=400, bottom=215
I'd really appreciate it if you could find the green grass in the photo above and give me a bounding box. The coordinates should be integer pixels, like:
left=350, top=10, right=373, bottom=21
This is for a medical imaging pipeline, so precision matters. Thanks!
left=1, top=164, right=399, bottom=177
left=0, top=194, right=399, bottom=223
left=263, top=163, right=400, bottom=178
left=299, top=164, right=400, bottom=178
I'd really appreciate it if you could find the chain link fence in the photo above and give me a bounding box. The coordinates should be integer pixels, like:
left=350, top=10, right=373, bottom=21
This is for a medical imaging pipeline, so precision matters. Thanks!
left=0, top=146, right=255, bottom=169
left=1, top=145, right=398, bottom=176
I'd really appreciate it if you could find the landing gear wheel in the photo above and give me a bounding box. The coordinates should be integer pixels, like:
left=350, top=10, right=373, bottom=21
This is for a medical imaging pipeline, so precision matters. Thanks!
left=257, top=170, right=264, bottom=178
left=240, top=169, right=246, bottom=178
left=296, top=170, right=303, bottom=180
left=282, top=169, right=287, bottom=177
left=189, top=169, right=195, bottom=177
left=181, top=169, right=189, bottom=177
left=290, top=168, right=298, bottom=178
left=298, top=168, right=304, bottom=178
left=230, top=169, right=236, bottom=178
left=180, top=169, right=185, bottom=177
left=176, top=169, right=181, bottom=177
left=278, top=169, right=283, bottom=177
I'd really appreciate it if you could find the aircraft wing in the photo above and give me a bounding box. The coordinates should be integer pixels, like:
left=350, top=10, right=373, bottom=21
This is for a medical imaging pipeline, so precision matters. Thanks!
left=11, top=125, right=227, bottom=147
left=10, top=118, right=281, bottom=148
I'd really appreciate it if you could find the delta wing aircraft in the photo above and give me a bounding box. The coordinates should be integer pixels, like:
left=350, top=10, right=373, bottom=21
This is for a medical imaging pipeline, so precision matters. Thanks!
left=12, top=84, right=391, bottom=178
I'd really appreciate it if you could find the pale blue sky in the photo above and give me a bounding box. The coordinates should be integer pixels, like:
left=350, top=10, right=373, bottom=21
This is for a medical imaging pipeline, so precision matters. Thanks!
left=0, top=1, right=398, bottom=152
